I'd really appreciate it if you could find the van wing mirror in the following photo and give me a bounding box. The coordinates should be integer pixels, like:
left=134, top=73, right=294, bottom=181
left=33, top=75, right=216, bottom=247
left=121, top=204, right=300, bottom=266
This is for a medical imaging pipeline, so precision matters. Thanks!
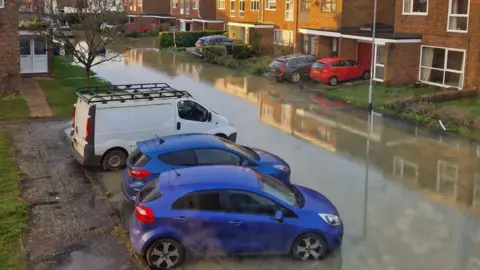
left=207, top=112, right=212, bottom=122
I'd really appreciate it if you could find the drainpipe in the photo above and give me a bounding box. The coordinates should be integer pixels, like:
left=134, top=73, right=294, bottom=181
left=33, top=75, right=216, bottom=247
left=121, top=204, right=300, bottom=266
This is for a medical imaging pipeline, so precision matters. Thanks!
left=294, top=0, right=299, bottom=53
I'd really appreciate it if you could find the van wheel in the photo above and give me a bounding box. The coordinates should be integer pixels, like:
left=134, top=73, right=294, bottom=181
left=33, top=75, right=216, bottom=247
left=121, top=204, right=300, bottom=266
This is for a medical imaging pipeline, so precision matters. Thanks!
left=102, top=150, right=127, bottom=171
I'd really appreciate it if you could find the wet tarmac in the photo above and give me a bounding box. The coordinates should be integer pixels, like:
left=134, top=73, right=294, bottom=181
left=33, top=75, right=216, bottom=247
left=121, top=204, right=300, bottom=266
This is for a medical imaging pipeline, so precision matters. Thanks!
left=89, top=41, right=480, bottom=270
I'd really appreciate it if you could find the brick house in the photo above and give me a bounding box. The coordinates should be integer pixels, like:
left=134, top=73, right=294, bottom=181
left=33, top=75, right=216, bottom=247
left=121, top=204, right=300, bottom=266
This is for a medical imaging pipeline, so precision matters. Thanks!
left=221, top=0, right=297, bottom=53
left=170, top=0, right=225, bottom=31
left=125, top=0, right=176, bottom=31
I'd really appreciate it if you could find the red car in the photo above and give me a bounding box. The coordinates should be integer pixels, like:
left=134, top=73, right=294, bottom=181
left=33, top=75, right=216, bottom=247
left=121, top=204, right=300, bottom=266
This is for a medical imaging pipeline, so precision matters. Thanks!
left=309, top=57, right=370, bottom=86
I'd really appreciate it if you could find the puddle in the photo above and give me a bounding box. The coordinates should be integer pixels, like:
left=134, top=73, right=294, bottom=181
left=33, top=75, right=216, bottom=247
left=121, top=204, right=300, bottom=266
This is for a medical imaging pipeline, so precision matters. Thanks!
left=54, top=251, right=114, bottom=270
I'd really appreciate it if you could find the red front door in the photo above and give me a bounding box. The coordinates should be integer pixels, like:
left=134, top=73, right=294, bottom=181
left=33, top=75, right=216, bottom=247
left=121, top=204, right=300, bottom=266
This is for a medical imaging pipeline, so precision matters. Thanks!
left=357, top=42, right=372, bottom=70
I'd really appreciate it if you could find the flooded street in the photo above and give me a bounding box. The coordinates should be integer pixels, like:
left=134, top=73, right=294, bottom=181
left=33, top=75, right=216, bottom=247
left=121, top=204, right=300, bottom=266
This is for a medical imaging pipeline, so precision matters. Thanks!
left=91, top=39, right=480, bottom=270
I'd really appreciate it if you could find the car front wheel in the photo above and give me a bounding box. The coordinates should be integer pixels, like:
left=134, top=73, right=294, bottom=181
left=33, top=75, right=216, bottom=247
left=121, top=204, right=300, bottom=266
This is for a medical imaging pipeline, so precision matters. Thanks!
left=145, top=238, right=185, bottom=269
left=291, top=72, right=301, bottom=83
left=291, top=233, right=328, bottom=261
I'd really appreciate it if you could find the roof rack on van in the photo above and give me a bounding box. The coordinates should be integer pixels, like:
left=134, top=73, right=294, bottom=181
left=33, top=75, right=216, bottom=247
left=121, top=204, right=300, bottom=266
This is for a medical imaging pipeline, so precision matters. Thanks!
left=75, top=83, right=192, bottom=104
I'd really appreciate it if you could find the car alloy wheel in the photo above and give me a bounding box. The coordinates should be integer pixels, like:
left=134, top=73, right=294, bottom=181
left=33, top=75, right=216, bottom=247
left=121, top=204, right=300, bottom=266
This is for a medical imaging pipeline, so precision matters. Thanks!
left=146, top=239, right=185, bottom=269
left=363, top=71, right=370, bottom=80
left=328, top=77, right=338, bottom=86
left=291, top=233, right=327, bottom=261
left=291, top=72, right=301, bottom=82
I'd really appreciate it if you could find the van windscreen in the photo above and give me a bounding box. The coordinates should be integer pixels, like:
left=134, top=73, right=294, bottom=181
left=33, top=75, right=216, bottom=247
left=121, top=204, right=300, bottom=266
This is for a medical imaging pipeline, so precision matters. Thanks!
left=128, top=148, right=151, bottom=167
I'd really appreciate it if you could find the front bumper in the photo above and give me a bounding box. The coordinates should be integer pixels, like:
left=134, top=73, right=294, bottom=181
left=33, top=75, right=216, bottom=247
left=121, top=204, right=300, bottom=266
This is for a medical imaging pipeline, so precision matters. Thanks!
left=325, top=225, right=344, bottom=252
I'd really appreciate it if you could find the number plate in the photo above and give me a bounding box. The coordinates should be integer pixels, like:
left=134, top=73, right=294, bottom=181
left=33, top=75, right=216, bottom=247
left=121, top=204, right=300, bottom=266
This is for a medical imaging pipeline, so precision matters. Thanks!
left=271, top=68, right=276, bottom=72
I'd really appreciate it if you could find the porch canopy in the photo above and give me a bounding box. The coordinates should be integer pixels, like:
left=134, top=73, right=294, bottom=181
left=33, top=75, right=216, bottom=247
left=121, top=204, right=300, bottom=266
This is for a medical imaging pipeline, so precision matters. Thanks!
left=127, top=13, right=176, bottom=19
left=227, top=22, right=274, bottom=29
left=193, top=19, right=224, bottom=23
left=299, top=23, right=422, bottom=45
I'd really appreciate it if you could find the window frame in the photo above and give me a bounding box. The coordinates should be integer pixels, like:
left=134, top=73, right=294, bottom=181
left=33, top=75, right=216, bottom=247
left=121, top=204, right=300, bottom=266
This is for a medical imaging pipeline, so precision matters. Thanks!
left=250, top=0, right=260, bottom=11
left=393, top=156, right=419, bottom=184
left=402, top=0, right=428, bottom=15
left=239, top=0, right=245, bottom=17
left=300, top=0, right=309, bottom=11
left=224, top=189, right=298, bottom=217
left=173, top=0, right=178, bottom=8
left=285, top=0, right=294, bottom=21
left=193, top=0, right=199, bottom=9
left=230, top=0, right=235, bottom=16
left=194, top=148, right=243, bottom=166
left=373, top=44, right=385, bottom=82
left=171, top=190, right=225, bottom=212
left=218, top=0, right=225, bottom=9
left=177, top=100, right=209, bottom=122
left=436, top=159, right=459, bottom=198
left=320, top=0, right=336, bottom=12
left=418, top=45, right=466, bottom=89
left=273, top=29, right=294, bottom=46
left=447, top=0, right=470, bottom=33
left=0, top=0, right=3, bottom=8
left=266, top=0, right=276, bottom=10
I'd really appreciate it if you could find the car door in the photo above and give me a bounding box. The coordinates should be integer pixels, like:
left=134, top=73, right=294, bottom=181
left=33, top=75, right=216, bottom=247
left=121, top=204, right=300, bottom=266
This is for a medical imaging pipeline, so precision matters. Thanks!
left=331, top=60, right=347, bottom=81
left=302, top=55, right=317, bottom=76
left=170, top=190, right=233, bottom=256
left=347, top=60, right=363, bottom=79
left=195, top=148, right=243, bottom=166
left=157, top=149, right=198, bottom=169
left=176, top=100, right=214, bottom=134
left=221, top=190, right=294, bottom=255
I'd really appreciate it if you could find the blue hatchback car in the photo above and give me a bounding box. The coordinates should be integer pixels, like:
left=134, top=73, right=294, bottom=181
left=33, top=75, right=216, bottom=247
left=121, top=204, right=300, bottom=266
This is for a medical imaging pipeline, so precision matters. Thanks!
left=130, top=165, right=343, bottom=269
left=122, top=133, right=291, bottom=201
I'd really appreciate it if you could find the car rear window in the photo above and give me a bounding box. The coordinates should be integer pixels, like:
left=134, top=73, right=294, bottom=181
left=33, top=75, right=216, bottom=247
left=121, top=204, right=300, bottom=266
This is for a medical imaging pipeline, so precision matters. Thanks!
left=128, top=148, right=151, bottom=167
left=270, top=60, right=284, bottom=68
left=312, top=62, right=326, bottom=69
left=196, top=39, right=205, bottom=44
left=138, top=179, right=162, bottom=203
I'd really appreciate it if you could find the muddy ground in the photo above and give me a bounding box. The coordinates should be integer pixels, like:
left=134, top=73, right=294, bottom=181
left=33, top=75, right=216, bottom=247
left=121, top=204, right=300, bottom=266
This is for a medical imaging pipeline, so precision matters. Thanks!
left=0, top=118, right=140, bottom=270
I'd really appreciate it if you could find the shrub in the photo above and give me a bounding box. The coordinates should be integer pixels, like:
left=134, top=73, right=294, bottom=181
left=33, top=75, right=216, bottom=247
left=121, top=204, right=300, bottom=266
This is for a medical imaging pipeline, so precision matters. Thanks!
left=433, top=106, right=475, bottom=128
left=203, top=45, right=227, bottom=62
left=158, top=30, right=226, bottom=48
left=223, top=31, right=229, bottom=37
left=232, top=44, right=253, bottom=59
left=385, top=89, right=479, bottom=111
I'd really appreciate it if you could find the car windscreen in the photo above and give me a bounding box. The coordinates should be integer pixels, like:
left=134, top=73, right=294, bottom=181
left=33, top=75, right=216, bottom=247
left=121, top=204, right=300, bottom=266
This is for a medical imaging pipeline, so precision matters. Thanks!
left=269, top=60, right=284, bottom=68
left=218, top=137, right=260, bottom=161
left=128, top=148, right=151, bottom=167
left=256, top=172, right=301, bottom=207
left=312, top=62, right=326, bottom=69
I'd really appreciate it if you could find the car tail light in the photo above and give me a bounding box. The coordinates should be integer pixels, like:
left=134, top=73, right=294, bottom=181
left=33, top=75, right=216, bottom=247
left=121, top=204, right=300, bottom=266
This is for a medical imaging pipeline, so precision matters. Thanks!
left=279, top=62, right=286, bottom=72
left=128, top=169, right=151, bottom=180
left=72, top=106, right=76, bottom=128
left=85, top=118, right=91, bottom=141
left=135, top=205, right=154, bottom=223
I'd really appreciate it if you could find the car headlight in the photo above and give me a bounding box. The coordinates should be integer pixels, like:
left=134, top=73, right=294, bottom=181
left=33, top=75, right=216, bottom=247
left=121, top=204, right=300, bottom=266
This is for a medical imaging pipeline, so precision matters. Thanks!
left=318, top=213, right=341, bottom=226
left=273, top=165, right=290, bottom=172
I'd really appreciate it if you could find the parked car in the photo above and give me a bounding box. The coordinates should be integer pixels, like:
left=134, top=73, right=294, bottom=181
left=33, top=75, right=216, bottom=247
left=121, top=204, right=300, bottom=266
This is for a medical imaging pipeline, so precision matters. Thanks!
left=310, top=57, right=370, bottom=86
left=130, top=165, right=343, bottom=269
left=71, top=83, right=236, bottom=171
left=122, top=133, right=291, bottom=201
left=195, top=35, right=234, bottom=54
left=267, top=54, right=318, bottom=83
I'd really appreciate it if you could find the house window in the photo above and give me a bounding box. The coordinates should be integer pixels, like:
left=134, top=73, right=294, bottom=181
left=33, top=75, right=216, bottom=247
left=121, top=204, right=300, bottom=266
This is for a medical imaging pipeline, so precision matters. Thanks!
left=218, top=0, right=225, bottom=9
left=274, top=29, right=294, bottom=46
left=447, top=0, right=469, bottom=32
left=250, top=0, right=259, bottom=10
left=436, top=160, right=458, bottom=197
left=0, top=0, right=3, bottom=8
left=180, top=0, right=184, bottom=9
left=138, top=0, right=142, bottom=6
left=262, top=105, right=273, bottom=120
left=393, top=156, right=419, bottom=184
left=186, top=0, right=190, bottom=14
left=193, top=0, right=198, bottom=9
left=173, top=0, right=178, bottom=8
left=281, top=104, right=291, bottom=127
left=230, top=0, right=235, bottom=16
left=320, top=0, right=336, bottom=12
left=239, top=0, right=245, bottom=16
left=474, top=173, right=480, bottom=207
left=403, top=0, right=428, bottom=14
left=374, top=44, right=385, bottom=82
left=266, top=0, right=276, bottom=9
left=419, top=46, right=465, bottom=88
left=285, top=0, right=294, bottom=20
left=300, top=0, right=309, bottom=11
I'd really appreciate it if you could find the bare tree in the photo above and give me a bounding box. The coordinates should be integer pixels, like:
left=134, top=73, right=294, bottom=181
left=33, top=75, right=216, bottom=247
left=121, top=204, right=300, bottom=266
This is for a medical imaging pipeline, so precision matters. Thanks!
left=26, top=0, right=133, bottom=86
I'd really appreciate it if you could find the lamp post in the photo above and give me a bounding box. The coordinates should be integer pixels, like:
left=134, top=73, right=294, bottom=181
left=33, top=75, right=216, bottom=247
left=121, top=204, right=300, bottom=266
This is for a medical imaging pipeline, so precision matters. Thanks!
left=367, top=0, right=378, bottom=112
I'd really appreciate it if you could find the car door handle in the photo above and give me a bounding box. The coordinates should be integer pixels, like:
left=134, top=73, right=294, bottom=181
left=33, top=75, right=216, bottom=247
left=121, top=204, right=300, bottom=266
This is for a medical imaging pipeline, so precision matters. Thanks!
left=174, top=216, right=187, bottom=223
left=229, top=220, right=242, bottom=226
left=176, top=122, right=181, bottom=130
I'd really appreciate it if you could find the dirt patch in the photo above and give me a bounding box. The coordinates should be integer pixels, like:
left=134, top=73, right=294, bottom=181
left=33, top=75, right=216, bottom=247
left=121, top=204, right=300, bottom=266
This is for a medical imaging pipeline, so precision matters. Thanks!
left=0, top=119, right=141, bottom=270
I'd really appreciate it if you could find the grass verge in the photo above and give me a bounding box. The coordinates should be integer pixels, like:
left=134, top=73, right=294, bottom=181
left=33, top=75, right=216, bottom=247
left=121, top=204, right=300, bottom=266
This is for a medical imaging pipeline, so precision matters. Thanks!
left=37, top=57, right=110, bottom=116
left=0, top=95, right=30, bottom=121
left=207, top=54, right=273, bottom=75
left=0, top=132, right=28, bottom=270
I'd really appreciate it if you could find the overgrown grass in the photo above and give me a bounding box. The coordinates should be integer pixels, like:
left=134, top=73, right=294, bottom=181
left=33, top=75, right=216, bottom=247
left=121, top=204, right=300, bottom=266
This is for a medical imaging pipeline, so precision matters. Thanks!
left=439, top=98, right=480, bottom=116
left=37, top=57, right=110, bottom=116
left=0, top=95, right=30, bottom=121
left=0, top=132, right=28, bottom=270
left=209, top=54, right=273, bottom=75
left=327, top=83, right=441, bottom=108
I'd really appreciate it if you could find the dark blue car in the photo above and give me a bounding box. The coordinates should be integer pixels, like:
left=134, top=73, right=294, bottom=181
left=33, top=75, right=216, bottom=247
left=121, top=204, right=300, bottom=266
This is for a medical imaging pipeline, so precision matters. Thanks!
left=130, top=165, right=343, bottom=269
left=122, top=133, right=291, bottom=201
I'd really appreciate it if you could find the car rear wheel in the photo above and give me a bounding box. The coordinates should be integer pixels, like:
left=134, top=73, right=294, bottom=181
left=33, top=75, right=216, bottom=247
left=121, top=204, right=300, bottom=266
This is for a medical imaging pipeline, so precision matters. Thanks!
left=291, top=233, right=327, bottom=261
left=328, top=76, right=338, bottom=86
left=291, top=72, right=301, bottom=83
left=145, top=238, right=185, bottom=269
left=102, top=149, right=127, bottom=171
left=362, top=70, right=370, bottom=80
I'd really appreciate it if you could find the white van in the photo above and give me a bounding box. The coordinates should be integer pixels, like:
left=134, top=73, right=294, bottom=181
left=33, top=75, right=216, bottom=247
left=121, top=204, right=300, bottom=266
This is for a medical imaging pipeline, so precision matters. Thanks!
left=71, top=83, right=237, bottom=171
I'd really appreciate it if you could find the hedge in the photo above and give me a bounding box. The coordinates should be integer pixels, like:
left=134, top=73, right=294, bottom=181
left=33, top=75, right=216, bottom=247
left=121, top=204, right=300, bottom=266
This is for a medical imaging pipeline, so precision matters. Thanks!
left=159, top=30, right=227, bottom=48
left=203, top=45, right=227, bottom=62
left=232, top=44, right=253, bottom=59
left=385, top=89, right=479, bottom=111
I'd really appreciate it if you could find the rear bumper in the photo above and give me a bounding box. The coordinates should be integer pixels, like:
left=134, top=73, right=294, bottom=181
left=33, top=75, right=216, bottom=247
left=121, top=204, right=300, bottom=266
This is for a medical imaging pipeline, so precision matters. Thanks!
left=71, top=142, right=102, bottom=167
left=310, top=74, right=329, bottom=84
left=228, top=132, right=237, bottom=143
left=266, top=72, right=283, bottom=81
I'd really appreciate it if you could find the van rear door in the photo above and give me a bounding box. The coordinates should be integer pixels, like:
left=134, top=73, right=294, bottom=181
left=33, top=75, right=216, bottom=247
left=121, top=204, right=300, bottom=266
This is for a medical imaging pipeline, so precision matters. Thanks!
left=72, top=97, right=91, bottom=157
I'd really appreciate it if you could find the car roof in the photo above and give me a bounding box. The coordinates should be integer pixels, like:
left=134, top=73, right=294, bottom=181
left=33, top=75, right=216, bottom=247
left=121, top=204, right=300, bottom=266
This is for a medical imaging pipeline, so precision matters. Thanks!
left=201, top=35, right=224, bottom=40
left=136, top=133, right=225, bottom=155
left=164, top=165, right=261, bottom=189
left=275, top=54, right=308, bottom=61
left=317, top=57, right=347, bottom=63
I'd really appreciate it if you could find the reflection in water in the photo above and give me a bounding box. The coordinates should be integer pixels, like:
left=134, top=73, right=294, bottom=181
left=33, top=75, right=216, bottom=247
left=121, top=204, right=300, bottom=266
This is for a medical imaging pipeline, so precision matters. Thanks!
left=97, top=46, right=480, bottom=270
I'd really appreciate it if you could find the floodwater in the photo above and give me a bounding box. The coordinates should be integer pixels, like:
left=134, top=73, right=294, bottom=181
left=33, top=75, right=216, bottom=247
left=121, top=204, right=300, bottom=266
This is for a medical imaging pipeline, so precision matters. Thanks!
left=90, top=38, right=480, bottom=270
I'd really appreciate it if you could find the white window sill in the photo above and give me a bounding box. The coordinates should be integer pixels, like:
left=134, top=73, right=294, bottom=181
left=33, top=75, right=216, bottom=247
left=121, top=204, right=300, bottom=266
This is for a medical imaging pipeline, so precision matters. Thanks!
left=402, top=12, right=428, bottom=16
left=419, top=80, right=463, bottom=90
left=251, top=9, right=259, bottom=11
left=218, top=8, right=225, bottom=9
left=447, top=29, right=468, bottom=33
left=265, top=8, right=276, bottom=11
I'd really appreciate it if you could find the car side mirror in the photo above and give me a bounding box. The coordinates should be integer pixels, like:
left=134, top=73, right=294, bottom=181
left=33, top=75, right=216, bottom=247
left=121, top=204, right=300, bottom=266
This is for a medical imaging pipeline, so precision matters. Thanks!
left=207, top=112, right=212, bottom=122
left=272, top=210, right=284, bottom=223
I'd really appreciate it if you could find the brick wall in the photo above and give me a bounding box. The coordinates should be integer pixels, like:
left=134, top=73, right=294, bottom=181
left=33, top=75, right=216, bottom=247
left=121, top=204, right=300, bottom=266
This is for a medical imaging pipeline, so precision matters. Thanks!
left=338, top=38, right=356, bottom=59
left=341, top=0, right=394, bottom=27
left=171, top=0, right=199, bottom=18
left=316, top=36, right=333, bottom=58
left=0, top=0, right=21, bottom=95
left=385, top=43, right=420, bottom=85
left=199, top=0, right=218, bottom=19
left=143, top=0, right=170, bottom=14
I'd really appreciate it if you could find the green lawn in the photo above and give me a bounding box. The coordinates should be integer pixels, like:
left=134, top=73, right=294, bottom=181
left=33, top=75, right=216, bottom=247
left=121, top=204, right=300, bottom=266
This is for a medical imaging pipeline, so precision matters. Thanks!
left=0, top=95, right=30, bottom=121
left=38, top=57, right=110, bottom=116
left=0, top=132, right=28, bottom=270
left=439, top=98, right=480, bottom=116
left=327, top=83, right=441, bottom=108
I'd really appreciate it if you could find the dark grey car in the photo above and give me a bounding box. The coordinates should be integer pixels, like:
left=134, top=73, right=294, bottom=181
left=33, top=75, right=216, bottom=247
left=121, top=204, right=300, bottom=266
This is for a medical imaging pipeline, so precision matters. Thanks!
left=267, top=54, right=318, bottom=83
left=195, top=35, right=235, bottom=54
